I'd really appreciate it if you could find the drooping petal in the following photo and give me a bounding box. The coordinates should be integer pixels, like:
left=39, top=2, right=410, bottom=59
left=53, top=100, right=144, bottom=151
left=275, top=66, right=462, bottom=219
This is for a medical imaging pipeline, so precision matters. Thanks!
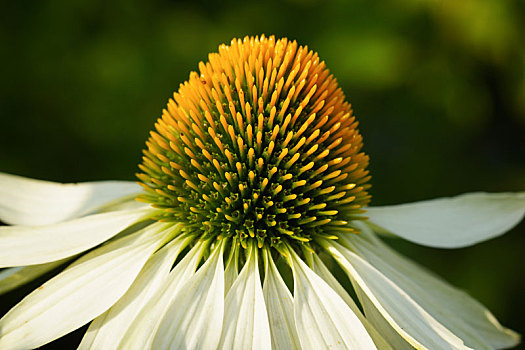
left=310, top=254, right=392, bottom=350
left=343, top=222, right=520, bottom=349
left=0, top=172, right=142, bottom=226
left=118, top=241, right=206, bottom=349
left=324, top=240, right=469, bottom=349
left=366, top=192, right=525, bottom=248
left=0, top=207, right=151, bottom=267
left=218, top=243, right=271, bottom=350
left=262, top=248, right=301, bottom=350
left=78, top=233, right=188, bottom=350
left=152, top=240, right=225, bottom=349
left=0, top=258, right=71, bottom=295
left=0, top=223, right=169, bottom=350
left=289, top=247, right=377, bottom=350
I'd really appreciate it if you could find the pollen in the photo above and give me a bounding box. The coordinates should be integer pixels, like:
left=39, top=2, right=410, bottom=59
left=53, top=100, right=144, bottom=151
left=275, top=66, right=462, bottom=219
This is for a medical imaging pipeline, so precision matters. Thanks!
left=137, top=35, right=371, bottom=248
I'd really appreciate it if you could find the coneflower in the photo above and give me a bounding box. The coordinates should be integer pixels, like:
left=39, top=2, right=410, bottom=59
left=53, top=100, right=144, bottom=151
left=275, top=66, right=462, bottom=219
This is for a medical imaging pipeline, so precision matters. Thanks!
left=0, top=35, right=523, bottom=349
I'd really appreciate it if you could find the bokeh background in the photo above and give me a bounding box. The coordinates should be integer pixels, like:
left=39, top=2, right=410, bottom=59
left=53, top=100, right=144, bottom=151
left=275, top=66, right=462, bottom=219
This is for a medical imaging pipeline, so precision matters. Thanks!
left=1, top=0, right=524, bottom=348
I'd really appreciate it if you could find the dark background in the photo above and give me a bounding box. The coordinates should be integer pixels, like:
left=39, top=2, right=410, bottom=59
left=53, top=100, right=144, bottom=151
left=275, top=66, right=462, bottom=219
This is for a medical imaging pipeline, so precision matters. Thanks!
left=1, top=0, right=524, bottom=348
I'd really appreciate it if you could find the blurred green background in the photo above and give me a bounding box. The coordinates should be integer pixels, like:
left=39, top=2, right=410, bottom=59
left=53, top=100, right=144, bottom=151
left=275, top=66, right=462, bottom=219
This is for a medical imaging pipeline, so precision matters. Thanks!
left=1, top=0, right=524, bottom=347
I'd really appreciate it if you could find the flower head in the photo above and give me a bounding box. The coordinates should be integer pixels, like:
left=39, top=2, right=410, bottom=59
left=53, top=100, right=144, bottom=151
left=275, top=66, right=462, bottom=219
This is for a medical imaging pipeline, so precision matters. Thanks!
left=137, top=35, right=370, bottom=249
left=0, top=35, right=524, bottom=350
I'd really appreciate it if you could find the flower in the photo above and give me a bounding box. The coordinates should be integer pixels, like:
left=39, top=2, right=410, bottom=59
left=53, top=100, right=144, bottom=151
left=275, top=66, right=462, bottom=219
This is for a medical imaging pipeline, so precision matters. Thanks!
left=0, top=35, right=524, bottom=349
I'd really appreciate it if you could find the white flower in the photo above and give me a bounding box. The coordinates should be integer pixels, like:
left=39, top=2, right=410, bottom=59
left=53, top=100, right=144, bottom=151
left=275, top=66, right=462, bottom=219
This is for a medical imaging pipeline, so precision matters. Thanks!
left=1, top=35, right=524, bottom=349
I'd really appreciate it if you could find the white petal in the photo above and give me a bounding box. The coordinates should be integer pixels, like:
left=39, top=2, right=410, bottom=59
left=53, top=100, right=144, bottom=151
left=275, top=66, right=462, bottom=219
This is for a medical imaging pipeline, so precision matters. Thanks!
left=118, top=240, right=205, bottom=350
left=289, top=248, right=376, bottom=350
left=219, top=243, right=271, bottom=350
left=152, top=240, right=225, bottom=349
left=0, top=172, right=142, bottom=226
left=324, top=240, right=469, bottom=349
left=224, top=243, right=239, bottom=294
left=262, top=249, right=301, bottom=350
left=0, top=207, right=151, bottom=267
left=0, top=223, right=168, bottom=350
left=0, top=258, right=71, bottom=295
left=310, top=254, right=368, bottom=316
left=310, top=254, right=392, bottom=350
left=78, top=234, right=187, bottom=350
left=344, top=222, right=519, bottom=349
left=350, top=273, right=416, bottom=350
left=366, top=192, right=525, bottom=248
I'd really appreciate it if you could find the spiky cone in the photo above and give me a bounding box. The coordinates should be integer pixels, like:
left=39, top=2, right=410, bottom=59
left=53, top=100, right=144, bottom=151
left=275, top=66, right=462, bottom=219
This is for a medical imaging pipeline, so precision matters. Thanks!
left=137, top=35, right=371, bottom=251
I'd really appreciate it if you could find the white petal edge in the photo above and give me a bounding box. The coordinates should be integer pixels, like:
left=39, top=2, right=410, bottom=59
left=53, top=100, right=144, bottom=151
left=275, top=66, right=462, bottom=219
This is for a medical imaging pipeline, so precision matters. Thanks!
left=366, top=192, right=525, bottom=248
left=218, top=243, right=271, bottom=350
left=0, top=207, right=151, bottom=267
left=152, top=240, right=226, bottom=349
left=288, top=247, right=377, bottom=350
left=78, top=233, right=188, bottom=350
left=310, top=254, right=392, bottom=350
left=323, top=239, right=470, bottom=349
left=0, top=258, right=72, bottom=295
left=0, top=222, right=170, bottom=350
left=118, top=240, right=206, bottom=350
left=262, top=248, right=301, bottom=350
left=0, top=172, right=142, bottom=226
left=344, top=221, right=520, bottom=349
